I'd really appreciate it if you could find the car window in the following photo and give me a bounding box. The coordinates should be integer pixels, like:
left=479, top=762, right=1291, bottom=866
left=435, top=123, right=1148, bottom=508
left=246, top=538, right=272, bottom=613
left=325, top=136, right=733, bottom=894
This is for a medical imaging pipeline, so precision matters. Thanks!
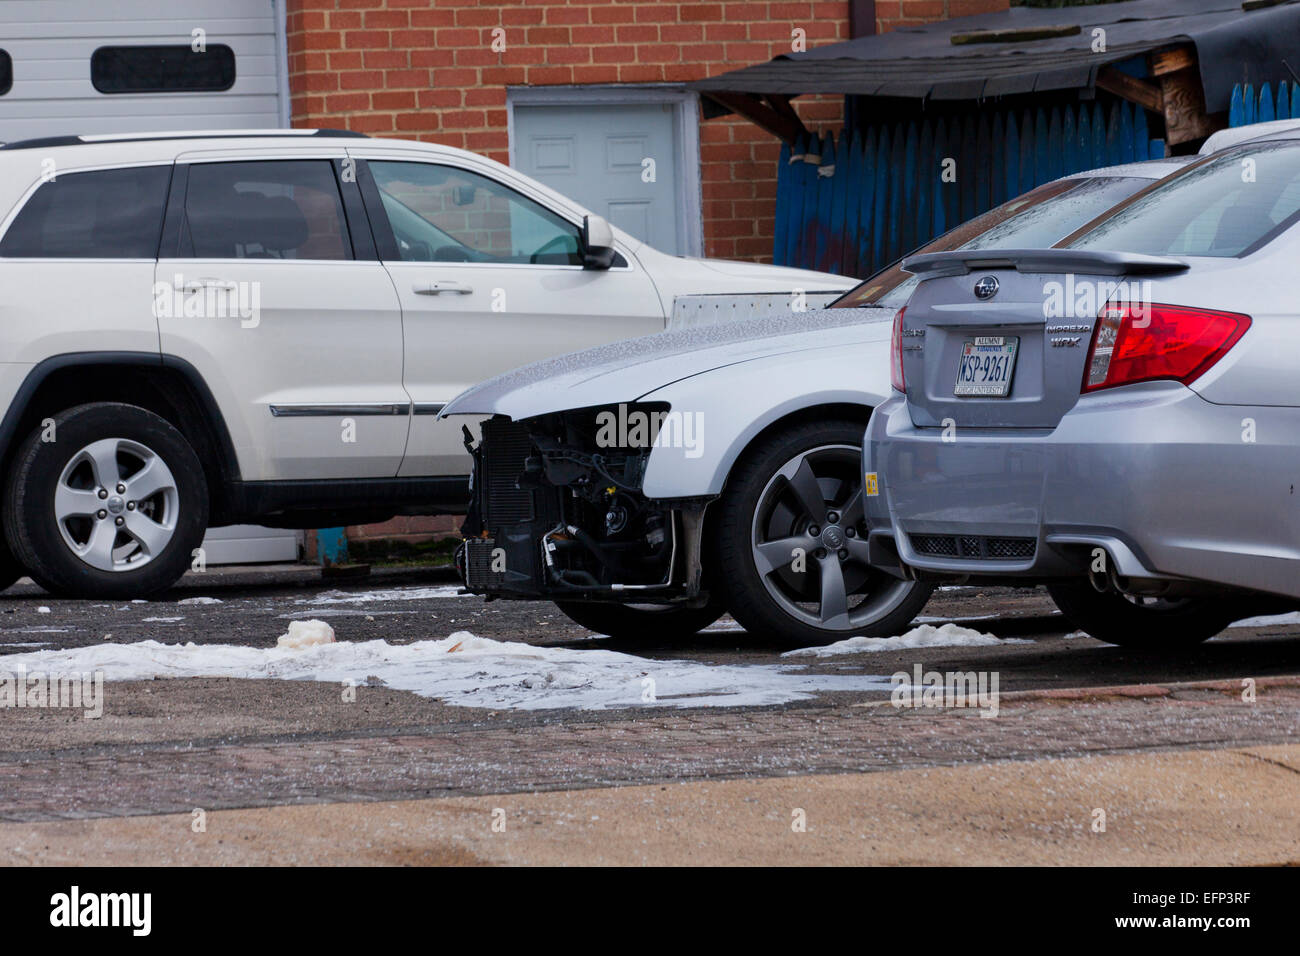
left=368, top=160, right=583, bottom=265
left=0, top=165, right=171, bottom=259
left=1069, top=141, right=1300, bottom=257
left=831, top=176, right=1145, bottom=310
left=183, top=160, right=351, bottom=260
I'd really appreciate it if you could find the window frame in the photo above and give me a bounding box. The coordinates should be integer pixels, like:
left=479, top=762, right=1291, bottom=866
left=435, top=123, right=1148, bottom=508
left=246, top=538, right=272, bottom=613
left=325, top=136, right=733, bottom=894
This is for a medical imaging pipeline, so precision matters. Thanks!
left=355, top=156, right=630, bottom=270
left=0, top=162, right=175, bottom=262
left=167, top=158, right=361, bottom=263
left=90, top=44, right=237, bottom=95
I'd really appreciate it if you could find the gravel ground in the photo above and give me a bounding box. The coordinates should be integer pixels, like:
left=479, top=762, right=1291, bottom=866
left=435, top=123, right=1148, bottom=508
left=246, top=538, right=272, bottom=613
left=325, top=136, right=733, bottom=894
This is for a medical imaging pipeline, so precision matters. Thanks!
left=2, top=565, right=1299, bottom=832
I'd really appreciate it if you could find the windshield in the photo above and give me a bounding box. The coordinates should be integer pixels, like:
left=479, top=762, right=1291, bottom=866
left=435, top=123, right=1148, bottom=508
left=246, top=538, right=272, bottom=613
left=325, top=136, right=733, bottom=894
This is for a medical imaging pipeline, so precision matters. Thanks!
left=831, top=176, right=1146, bottom=310
left=1068, top=140, right=1300, bottom=258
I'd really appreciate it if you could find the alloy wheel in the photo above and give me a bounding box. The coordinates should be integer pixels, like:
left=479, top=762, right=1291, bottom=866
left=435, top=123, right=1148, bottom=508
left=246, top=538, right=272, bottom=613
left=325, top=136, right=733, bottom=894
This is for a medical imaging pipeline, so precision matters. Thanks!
left=54, top=437, right=180, bottom=572
left=750, top=443, right=914, bottom=631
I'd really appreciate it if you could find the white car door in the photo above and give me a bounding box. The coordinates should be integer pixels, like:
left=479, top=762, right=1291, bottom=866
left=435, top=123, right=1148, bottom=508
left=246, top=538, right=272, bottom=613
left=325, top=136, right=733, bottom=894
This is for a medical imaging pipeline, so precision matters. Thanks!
left=156, top=150, right=408, bottom=481
left=348, top=151, right=664, bottom=477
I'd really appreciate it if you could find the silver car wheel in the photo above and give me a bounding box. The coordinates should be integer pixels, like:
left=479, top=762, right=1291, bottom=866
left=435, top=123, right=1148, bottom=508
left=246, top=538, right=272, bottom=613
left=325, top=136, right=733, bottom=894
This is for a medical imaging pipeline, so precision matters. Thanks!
left=750, top=443, right=914, bottom=632
left=54, top=437, right=180, bottom=573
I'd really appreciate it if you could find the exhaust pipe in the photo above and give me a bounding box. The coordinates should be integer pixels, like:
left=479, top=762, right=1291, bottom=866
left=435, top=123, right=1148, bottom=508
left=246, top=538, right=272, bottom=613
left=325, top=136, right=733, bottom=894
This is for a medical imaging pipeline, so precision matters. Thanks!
left=1087, top=552, right=1112, bottom=594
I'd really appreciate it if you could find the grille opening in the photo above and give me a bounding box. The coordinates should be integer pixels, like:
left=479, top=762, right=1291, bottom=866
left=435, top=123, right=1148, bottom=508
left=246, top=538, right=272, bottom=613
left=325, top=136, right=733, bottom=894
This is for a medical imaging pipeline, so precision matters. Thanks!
left=910, top=534, right=1036, bottom=560
left=480, top=420, right=535, bottom=527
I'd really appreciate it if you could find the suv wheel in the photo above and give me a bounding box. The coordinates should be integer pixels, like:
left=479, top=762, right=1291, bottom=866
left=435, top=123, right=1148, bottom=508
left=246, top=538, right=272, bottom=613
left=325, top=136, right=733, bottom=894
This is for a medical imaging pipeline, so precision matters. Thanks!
left=4, top=403, right=209, bottom=599
left=710, top=419, right=933, bottom=646
left=1046, top=582, right=1233, bottom=649
left=0, top=532, right=25, bottom=592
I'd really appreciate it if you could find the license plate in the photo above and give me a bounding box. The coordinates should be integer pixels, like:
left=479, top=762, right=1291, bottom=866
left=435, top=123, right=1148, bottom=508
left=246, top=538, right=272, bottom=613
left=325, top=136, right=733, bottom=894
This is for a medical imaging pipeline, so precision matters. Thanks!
left=954, top=336, right=1019, bottom=397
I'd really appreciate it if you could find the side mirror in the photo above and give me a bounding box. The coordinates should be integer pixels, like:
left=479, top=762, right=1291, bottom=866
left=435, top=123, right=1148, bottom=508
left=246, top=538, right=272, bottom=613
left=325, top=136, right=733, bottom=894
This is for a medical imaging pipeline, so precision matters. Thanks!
left=581, top=214, right=617, bottom=270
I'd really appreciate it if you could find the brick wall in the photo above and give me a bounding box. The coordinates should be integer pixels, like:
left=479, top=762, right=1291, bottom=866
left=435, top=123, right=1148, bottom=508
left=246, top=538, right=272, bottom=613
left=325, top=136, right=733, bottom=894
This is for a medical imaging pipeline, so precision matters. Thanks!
left=287, top=1, right=1006, bottom=263
left=878, top=1, right=1008, bottom=33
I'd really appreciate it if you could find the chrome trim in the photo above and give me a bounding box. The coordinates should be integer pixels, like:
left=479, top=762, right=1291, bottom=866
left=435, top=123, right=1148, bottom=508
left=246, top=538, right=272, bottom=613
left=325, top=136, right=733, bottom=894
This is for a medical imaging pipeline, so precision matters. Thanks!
left=269, top=402, right=408, bottom=418
left=412, top=402, right=446, bottom=415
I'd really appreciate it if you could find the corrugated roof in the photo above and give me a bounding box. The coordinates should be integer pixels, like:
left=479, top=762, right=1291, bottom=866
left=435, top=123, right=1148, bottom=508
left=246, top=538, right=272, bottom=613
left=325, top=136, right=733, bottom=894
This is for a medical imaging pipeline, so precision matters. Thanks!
left=689, top=0, right=1300, bottom=111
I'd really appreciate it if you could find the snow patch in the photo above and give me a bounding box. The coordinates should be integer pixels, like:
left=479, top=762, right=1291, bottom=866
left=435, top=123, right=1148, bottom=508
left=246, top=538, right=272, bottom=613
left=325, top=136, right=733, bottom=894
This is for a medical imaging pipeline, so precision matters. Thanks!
left=783, top=623, right=1017, bottom=658
left=0, top=632, right=895, bottom=710
left=1230, top=611, right=1300, bottom=628
left=277, top=620, right=335, bottom=649
left=302, top=586, right=469, bottom=605
left=141, top=617, right=184, bottom=624
left=176, top=597, right=222, bottom=606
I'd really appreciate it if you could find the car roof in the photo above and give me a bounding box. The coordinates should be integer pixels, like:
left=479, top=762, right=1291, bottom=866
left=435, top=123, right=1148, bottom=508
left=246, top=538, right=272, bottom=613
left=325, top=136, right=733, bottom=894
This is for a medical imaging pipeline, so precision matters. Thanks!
left=0, top=129, right=368, bottom=151
left=1199, top=118, right=1300, bottom=155
left=1063, top=156, right=1199, bottom=182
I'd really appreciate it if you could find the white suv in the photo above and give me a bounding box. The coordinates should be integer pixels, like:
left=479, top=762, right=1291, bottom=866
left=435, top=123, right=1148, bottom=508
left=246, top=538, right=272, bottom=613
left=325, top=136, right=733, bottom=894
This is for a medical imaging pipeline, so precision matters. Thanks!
left=0, top=129, right=848, bottom=598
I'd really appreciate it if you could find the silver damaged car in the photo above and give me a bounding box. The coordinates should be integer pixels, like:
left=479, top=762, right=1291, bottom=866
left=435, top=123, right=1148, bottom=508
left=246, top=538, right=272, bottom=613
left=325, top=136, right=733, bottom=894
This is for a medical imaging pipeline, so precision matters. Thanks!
left=441, top=158, right=1192, bottom=644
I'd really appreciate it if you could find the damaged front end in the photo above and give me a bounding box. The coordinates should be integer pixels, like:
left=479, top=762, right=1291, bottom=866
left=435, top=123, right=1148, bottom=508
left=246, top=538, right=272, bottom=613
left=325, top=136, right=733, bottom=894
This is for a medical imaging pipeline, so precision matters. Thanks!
left=456, top=406, right=713, bottom=607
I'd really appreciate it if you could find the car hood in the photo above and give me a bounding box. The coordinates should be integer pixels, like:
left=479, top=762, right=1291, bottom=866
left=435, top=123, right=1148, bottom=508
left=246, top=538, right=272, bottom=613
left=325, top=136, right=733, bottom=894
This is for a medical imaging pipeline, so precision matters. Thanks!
left=441, top=305, right=896, bottom=421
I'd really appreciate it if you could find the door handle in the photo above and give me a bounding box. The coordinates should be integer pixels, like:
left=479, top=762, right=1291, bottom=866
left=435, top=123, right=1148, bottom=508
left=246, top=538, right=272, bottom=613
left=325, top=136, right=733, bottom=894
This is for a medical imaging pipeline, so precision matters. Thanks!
left=414, top=281, right=473, bottom=296
left=180, top=278, right=237, bottom=294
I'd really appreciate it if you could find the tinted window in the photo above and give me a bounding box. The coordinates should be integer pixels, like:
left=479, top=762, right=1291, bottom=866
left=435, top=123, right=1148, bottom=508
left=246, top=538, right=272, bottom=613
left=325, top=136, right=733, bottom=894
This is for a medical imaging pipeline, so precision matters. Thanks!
left=91, top=45, right=236, bottom=94
left=183, top=161, right=351, bottom=260
left=1070, top=141, right=1300, bottom=257
left=369, top=160, right=583, bottom=265
left=0, top=50, right=11, bottom=96
left=832, top=176, right=1146, bottom=309
left=0, top=165, right=170, bottom=258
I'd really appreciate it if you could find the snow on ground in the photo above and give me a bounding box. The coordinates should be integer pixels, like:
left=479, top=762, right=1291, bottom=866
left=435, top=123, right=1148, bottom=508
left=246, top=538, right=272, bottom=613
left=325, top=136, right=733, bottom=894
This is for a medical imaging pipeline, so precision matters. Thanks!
left=301, top=586, right=470, bottom=605
left=176, top=597, right=222, bottom=606
left=1230, top=611, right=1300, bottom=628
left=784, top=623, right=1027, bottom=658
left=0, top=632, right=895, bottom=710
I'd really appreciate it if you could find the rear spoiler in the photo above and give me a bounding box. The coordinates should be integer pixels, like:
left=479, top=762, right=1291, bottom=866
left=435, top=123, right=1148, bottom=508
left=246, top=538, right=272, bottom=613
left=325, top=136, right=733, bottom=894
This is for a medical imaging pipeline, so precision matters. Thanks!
left=902, top=248, right=1190, bottom=278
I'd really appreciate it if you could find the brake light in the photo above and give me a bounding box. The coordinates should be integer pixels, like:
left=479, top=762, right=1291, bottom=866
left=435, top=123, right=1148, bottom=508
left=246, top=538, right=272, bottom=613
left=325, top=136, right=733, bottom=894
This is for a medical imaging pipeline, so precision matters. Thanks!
left=891, top=307, right=906, bottom=392
left=1082, top=302, right=1251, bottom=393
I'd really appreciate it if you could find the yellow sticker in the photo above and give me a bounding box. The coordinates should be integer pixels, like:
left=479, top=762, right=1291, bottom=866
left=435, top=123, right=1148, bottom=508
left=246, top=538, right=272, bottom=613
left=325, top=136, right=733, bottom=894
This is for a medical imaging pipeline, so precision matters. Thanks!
left=864, top=472, right=879, bottom=496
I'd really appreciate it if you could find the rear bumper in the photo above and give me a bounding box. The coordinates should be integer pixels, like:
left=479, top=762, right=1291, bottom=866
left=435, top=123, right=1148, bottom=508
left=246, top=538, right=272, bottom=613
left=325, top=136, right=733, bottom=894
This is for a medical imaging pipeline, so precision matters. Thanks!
left=863, top=382, right=1300, bottom=599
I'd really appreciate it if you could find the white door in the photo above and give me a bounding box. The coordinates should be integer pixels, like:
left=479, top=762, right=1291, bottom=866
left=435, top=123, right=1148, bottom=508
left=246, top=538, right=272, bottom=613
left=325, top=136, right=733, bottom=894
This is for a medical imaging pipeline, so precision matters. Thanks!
left=513, top=102, right=683, bottom=254
left=0, top=0, right=286, bottom=143
left=157, top=154, right=408, bottom=484
left=351, top=154, right=665, bottom=478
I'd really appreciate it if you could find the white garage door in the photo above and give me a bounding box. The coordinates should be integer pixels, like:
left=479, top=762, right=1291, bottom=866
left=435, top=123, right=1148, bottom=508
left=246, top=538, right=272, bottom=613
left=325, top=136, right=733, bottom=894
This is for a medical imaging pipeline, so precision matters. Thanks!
left=0, top=0, right=288, bottom=142
left=511, top=92, right=703, bottom=257
left=0, top=0, right=298, bottom=565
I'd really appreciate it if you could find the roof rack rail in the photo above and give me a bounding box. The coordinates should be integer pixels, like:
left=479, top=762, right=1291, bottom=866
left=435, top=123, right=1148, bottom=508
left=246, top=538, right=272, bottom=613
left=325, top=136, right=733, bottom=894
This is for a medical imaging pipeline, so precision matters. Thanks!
left=0, top=128, right=369, bottom=151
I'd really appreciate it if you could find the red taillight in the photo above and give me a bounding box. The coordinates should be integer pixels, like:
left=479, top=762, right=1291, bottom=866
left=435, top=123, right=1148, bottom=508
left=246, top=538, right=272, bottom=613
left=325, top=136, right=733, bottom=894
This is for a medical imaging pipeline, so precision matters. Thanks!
left=1082, top=302, right=1252, bottom=393
left=891, top=306, right=906, bottom=392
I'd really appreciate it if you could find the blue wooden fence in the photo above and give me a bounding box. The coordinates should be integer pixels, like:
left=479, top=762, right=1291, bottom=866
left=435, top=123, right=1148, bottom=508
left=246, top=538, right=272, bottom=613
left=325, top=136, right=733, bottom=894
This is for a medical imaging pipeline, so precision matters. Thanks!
left=774, top=99, right=1165, bottom=277
left=1228, top=80, right=1300, bottom=127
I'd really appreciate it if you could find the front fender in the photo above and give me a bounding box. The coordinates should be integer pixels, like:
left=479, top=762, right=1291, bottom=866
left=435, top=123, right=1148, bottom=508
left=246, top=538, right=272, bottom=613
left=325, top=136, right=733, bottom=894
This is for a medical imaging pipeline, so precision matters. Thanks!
left=637, top=343, right=891, bottom=498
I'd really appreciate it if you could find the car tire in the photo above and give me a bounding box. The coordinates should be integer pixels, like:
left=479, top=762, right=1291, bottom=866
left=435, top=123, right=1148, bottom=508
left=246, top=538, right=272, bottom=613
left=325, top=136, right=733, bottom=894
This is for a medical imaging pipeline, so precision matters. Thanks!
left=3, top=403, right=209, bottom=599
left=1046, top=582, right=1233, bottom=649
left=554, top=599, right=726, bottom=639
left=709, top=418, right=933, bottom=646
left=0, top=531, right=25, bottom=592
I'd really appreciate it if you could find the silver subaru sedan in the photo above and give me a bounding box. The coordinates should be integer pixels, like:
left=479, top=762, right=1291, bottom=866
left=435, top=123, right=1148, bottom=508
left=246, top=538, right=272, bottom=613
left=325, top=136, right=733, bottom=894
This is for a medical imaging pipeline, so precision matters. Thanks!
left=862, top=134, right=1300, bottom=649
